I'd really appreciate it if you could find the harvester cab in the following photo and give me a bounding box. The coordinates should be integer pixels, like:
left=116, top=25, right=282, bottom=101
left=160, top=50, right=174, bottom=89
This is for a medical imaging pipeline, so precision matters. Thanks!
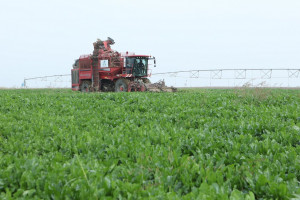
left=124, top=56, right=152, bottom=77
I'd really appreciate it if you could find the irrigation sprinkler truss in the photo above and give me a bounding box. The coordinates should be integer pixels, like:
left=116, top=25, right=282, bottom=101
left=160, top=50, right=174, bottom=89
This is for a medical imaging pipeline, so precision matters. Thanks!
left=23, top=74, right=70, bottom=88
left=211, top=70, right=222, bottom=79
left=23, top=68, right=300, bottom=88
left=152, top=68, right=300, bottom=87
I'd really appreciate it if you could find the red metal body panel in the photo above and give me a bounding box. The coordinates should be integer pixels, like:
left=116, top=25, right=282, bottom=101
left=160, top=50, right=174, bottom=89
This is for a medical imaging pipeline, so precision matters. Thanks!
left=118, top=74, right=133, bottom=78
left=79, top=70, right=92, bottom=79
left=72, top=84, right=80, bottom=91
left=99, top=67, right=122, bottom=80
left=79, top=55, right=91, bottom=59
left=127, top=55, right=150, bottom=57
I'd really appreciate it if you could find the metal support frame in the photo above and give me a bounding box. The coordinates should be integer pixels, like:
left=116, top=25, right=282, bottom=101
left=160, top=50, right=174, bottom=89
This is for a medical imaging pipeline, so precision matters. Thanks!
left=288, top=69, right=300, bottom=78
left=169, top=72, right=178, bottom=77
left=190, top=71, right=199, bottom=78
left=152, top=68, right=300, bottom=87
left=23, top=74, right=70, bottom=88
left=234, top=70, right=246, bottom=79
left=260, top=69, right=272, bottom=79
left=211, top=70, right=222, bottom=79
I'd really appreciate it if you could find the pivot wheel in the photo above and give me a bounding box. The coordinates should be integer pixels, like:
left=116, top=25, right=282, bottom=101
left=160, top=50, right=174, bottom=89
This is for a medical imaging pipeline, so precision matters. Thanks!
left=115, top=79, right=129, bottom=92
left=80, top=80, right=92, bottom=92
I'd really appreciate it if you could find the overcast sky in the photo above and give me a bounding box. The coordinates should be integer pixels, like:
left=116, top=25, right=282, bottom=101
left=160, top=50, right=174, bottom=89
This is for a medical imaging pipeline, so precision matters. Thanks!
left=0, top=0, right=299, bottom=87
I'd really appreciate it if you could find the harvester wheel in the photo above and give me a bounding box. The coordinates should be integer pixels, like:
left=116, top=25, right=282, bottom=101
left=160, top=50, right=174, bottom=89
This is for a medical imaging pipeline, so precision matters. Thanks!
left=115, top=79, right=129, bottom=92
left=142, top=78, right=151, bottom=84
left=80, top=80, right=92, bottom=92
left=140, top=82, right=146, bottom=92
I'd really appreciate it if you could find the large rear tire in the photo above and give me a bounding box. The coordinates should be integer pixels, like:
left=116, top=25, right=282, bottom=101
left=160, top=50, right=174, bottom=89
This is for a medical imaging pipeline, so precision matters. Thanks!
left=115, top=79, right=129, bottom=92
left=142, top=78, right=151, bottom=84
left=80, top=80, right=92, bottom=92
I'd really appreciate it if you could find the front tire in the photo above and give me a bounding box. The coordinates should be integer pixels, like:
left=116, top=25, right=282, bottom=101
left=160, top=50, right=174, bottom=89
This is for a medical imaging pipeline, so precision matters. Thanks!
left=115, top=79, right=129, bottom=92
left=80, top=80, right=92, bottom=92
left=142, top=78, right=151, bottom=84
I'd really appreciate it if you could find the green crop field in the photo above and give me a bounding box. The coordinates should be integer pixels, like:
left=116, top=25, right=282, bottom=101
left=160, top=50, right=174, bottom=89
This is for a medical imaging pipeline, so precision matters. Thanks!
left=0, top=88, right=300, bottom=199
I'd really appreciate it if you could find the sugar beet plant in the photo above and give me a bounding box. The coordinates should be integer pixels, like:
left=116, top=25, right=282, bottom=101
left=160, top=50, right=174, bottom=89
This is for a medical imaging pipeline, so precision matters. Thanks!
left=0, top=88, right=299, bottom=199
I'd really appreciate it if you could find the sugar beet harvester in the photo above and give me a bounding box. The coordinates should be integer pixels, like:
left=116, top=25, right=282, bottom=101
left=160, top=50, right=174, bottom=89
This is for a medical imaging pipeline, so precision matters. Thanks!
left=71, top=37, right=176, bottom=92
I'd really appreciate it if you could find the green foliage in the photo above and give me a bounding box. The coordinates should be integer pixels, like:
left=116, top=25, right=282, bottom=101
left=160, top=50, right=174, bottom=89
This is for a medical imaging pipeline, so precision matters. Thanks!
left=0, top=88, right=299, bottom=199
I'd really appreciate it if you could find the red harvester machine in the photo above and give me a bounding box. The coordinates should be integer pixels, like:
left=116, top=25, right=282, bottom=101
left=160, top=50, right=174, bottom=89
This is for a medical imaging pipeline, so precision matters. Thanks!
left=71, top=37, right=176, bottom=92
